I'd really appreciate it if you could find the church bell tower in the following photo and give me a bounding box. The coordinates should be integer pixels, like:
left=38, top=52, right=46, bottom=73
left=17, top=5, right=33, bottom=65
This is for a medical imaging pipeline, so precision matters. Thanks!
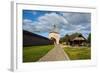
left=48, top=24, right=60, bottom=45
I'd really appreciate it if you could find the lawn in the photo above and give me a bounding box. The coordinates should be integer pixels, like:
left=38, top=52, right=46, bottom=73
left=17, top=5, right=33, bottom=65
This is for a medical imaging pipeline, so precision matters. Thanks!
left=64, top=46, right=91, bottom=60
left=23, top=45, right=54, bottom=62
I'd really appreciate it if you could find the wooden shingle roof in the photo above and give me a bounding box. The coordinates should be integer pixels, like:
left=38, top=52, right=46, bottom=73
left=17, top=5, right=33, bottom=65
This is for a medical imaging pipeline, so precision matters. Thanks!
left=69, top=33, right=86, bottom=41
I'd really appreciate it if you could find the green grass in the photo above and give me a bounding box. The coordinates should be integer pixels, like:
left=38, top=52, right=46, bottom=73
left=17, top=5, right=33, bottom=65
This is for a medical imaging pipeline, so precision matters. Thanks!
left=64, top=47, right=91, bottom=60
left=23, top=45, right=54, bottom=62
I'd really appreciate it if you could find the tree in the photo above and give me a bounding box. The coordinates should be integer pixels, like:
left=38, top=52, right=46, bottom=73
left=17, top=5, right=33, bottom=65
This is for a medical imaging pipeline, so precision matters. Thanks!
left=88, top=33, right=91, bottom=44
left=65, top=34, right=69, bottom=45
left=60, top=34, right=69, bottom=45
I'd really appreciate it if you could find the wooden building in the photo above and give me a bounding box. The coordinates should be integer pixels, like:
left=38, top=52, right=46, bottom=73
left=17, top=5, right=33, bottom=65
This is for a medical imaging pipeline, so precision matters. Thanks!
left=23, top=30, right=53, bottom=46
left=68, top=33, right=86, bottom=46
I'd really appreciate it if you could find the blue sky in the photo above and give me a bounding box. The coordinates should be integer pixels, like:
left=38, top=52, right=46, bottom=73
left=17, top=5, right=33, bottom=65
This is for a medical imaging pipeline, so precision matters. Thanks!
left=23, top=10, right=91, bottom=38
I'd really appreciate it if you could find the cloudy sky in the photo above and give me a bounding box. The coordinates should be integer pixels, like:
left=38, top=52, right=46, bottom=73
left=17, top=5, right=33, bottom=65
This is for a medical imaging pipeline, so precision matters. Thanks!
left=23, top=10, right=91, bottom=38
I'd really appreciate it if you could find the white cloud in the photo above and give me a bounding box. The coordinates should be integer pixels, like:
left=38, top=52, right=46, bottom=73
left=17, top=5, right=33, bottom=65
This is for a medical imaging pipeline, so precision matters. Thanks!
left=23, top=19, right=33, bottom=25
left=23, top=12, right=91, bottom=37
left=23, top=12, right=69, bottom=32
left=38, top=13, right=68, bottom=29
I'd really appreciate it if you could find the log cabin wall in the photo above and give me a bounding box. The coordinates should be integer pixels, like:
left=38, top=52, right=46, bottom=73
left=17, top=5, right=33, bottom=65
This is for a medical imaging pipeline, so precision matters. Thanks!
left=23, top=30, right=53, bottom=46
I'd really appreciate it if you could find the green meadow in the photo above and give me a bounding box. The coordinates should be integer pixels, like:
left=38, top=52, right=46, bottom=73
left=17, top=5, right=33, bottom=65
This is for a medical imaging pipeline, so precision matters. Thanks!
left=23, top=45, right=54, bottom=62
left=23, top=44, right=91, bottom=62
left=64, top=47, right=91, bottom=60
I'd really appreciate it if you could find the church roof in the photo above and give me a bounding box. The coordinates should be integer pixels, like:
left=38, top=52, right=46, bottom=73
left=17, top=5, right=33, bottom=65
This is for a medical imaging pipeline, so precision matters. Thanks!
left=69, top=33, right=86, bottom=41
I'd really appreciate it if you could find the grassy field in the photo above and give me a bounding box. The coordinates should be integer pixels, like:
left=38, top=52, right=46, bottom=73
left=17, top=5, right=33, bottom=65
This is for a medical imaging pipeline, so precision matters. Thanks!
left=23, top=45, right=54, bottom=62
left=64, top=47, right=91, bottom=60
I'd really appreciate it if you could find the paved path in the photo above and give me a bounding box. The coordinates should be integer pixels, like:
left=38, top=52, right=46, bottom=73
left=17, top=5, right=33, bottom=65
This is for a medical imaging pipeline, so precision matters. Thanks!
left=39, top=44, right=70, bottom=61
